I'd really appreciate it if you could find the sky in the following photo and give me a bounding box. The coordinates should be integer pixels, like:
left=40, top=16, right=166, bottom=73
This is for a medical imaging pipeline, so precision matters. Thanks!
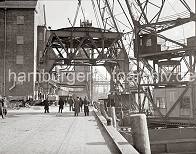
left=43, top=0, right=98, bottom=29
left=43, top=1, right=195, bottom=30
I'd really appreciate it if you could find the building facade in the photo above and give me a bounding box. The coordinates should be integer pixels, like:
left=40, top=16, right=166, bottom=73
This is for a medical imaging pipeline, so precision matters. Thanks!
left=0, top=0, right=45, bottom=100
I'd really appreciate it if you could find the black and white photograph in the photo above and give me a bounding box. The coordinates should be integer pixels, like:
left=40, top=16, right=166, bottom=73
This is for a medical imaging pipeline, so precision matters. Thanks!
left=0, top=0, right=196, bottom=153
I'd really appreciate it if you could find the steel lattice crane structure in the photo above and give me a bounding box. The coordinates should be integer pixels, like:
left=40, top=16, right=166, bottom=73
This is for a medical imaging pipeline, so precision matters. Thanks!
left=123, top=0, right=196, bottom=125
left=41, top=0, right=196, bottom=125
left=40, top=0, right=131, bottom=102
left=94, top=0, right=196, bottom=126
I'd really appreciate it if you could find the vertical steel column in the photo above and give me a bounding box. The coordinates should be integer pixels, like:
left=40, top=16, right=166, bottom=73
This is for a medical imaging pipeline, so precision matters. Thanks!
left=90, top=66, right=93, bottom=102
left=153, top=60, right=156, bottom=85
left=195, top=0, right=196, bottom=36
left=192, top=0, right=196, bottom=119
left=104, top=0, right=127, bottom=94
left=124, top=0, right=142, bottom=112
left=194, top=0, right=196, bottom=73
left=3, top=8, right=7, bottom=97
left=136, top=27, right=141, bottom=112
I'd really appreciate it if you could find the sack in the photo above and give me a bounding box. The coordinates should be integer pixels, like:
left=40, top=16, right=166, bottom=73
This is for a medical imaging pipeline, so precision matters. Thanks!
left=72, top=107, right=75, bottom=111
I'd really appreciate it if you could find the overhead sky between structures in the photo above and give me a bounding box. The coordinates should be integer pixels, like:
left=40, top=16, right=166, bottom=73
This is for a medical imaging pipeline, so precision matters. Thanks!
left=43, top=0, right=99, bottom=29
left=43, top=0, right=195, bottom=36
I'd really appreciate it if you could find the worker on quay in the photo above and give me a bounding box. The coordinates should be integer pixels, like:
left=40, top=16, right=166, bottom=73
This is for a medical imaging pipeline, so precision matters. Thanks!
left=0, top=96, right=4, bottom=119
left=79, top=97, right=83, bottom=112
left=58, top=97, right=64, bottom=113
left=68, top=96, right=74, bottom=111
left=74, top=97, right=80, bottom=116
left=43, top=97, right=49, bottom=113
left=84, top=96, right=89, bottom=116
left=3, top=97, right=8, bottom=116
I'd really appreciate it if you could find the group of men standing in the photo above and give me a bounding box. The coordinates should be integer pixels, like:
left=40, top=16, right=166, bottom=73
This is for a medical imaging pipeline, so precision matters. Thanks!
left=68, top=96, right=90, bottom=116
left=43, top=96, right=90, bottom=116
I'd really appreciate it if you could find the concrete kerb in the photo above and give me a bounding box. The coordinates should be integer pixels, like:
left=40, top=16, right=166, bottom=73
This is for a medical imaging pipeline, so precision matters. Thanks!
left=93, top=108, right=140, bottom=154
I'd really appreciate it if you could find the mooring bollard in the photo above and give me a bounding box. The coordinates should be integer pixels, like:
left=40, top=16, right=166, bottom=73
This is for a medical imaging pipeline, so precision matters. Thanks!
left=107, top=107, right=116, bottom=127
left=129, top=114, right=151, bottom=154
left=107, top=107, right=112, bottom=117
left=107, top=117, right=112, bottom=126
left=119, top=110, right=124, bottom=126
left=100, top=103, right=112, bottom=126
left=111, top=107, right=117, bottom=128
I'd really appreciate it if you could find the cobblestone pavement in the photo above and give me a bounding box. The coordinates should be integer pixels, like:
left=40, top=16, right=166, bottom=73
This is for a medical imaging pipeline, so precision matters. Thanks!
left=0, top=106, right=119, bottom=154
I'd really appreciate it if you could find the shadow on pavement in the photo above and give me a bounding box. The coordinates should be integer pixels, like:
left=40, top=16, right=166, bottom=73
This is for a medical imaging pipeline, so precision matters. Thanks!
left=55, top=111, right=93, bottom=118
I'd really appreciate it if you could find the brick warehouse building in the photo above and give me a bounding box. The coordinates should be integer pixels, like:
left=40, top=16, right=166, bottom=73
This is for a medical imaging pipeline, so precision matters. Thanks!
left=0, top=0, right=46, bottom=100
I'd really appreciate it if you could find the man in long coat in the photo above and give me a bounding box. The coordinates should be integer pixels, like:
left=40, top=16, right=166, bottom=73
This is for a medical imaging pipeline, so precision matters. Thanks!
left=59, top=98, right=64, bottom=113
left=0, top=96, right=4, bottom=119
left=43, top=98, right=49, bottom=113
left=74, top=97, right=80, bottom=116
left=58, top=98, right=64, bottom=113
left=68, top=96, right=74, bottom=111
left=84, top=96, right=89, bottom=116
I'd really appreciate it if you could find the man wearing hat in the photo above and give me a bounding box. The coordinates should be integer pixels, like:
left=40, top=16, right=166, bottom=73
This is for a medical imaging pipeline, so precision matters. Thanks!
left=3, top=97, right=8, bottom=116
left=0, top=95, right=4, bottom=119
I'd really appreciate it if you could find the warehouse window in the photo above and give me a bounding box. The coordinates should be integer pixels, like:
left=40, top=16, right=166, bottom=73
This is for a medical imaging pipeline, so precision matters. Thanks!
left=17, top=16, right=24, bottom=25
left=156, top=97, right=166, bottom=109
left=16, top=55, right=24, bottom=64
left=16, top=36, right=24, bottom=44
